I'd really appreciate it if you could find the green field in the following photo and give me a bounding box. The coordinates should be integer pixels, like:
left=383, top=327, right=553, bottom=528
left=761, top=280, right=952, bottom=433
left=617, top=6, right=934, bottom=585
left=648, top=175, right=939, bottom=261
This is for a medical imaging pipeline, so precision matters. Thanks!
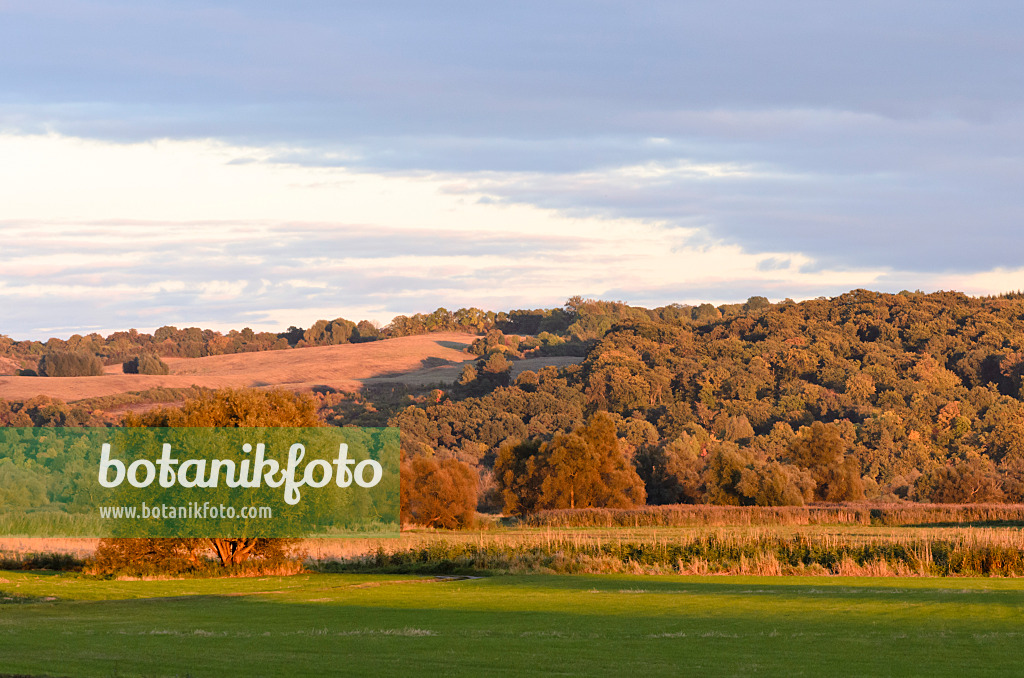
left=2, top=571, right=1023, bottom=677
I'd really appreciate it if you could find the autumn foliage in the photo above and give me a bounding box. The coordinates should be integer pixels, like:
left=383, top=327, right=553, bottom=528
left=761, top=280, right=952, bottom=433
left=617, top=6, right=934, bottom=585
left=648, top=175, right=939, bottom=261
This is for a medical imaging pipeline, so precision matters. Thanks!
left=112, top=388, right=318, bottom=566
left=11, top=289, right=1024, bottom=523
left=400, top=456, right=478, bottom=528
left=122, top=353, right=170, bottom=375
left=494, top=412, right=646, bottom=515
left=396, top=291, right=1024, bottom=510
left=38, top=351, right=103, bottom=377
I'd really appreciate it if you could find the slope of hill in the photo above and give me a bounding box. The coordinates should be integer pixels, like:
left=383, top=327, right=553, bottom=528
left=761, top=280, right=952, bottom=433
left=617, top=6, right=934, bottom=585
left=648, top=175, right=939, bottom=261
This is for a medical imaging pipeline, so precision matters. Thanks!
left=395, top=290, right=1024, bottom=506
left=0, top=333, right=581, bottom=403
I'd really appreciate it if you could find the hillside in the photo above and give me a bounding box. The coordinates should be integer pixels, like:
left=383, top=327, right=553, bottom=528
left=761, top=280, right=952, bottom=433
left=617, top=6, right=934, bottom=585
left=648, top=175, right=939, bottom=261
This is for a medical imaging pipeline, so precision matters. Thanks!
left=0, top=332, right=580, bottom=403
left=7, top=290, right=1024, bottom=508
left=395, top=290, right=1024, bottom=507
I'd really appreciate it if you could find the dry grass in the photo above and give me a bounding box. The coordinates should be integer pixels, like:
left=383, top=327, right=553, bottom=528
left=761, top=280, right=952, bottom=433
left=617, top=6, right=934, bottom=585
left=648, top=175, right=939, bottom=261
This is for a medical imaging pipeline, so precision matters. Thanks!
left=0, top=537, right=98, bottom=558
left=310, top=525, right=1024, bottom=577
left=520, top=502, right=1024, bottom=528
left=6, top=526, right=1024, bottom=578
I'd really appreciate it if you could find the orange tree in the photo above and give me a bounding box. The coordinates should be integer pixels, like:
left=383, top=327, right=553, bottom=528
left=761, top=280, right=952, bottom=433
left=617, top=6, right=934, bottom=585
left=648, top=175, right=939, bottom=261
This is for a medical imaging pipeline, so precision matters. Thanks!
left=117, top=388, right=319, bottom=567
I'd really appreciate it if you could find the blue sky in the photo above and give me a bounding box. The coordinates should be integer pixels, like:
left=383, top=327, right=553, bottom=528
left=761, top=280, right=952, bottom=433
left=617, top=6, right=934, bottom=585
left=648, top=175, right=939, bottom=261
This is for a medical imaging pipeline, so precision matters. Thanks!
left=2, top=1, right=1023, bottom=338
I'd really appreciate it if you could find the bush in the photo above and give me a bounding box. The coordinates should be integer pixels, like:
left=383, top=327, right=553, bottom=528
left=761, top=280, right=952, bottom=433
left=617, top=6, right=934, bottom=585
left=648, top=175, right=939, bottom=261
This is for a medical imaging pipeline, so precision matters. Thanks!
left=38, top=351, right=103, bottom=377
left=0, top=551, right=83, bottom=571
left=122, top=353, right=170, bottom=375
left=89, top=538, right=206, bottom=576
left=87, top=538, right=301, bottom=576
left=401, top=456, right=478, bottom=529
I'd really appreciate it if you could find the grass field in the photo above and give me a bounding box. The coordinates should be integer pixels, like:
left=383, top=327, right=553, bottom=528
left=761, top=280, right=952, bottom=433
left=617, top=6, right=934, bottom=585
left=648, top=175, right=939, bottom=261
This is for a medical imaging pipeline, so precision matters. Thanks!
left=3, top=515, right=1023, bottom=674
left=2, top=571, right=1023, bottom=677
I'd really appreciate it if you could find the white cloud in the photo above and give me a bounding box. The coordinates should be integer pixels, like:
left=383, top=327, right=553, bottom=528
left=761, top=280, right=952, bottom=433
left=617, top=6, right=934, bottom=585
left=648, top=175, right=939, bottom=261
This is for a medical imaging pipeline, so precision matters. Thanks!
left=896, top=267, right=1024, bottom=297
left=0, top=132, right=1019, bottom=339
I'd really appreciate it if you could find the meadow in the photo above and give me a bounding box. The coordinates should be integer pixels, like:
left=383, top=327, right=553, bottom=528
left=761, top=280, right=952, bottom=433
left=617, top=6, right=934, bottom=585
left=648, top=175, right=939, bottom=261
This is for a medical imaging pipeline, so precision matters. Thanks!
left=5, top=516, right=1024, bottom=676
left=3, top=570, right=1024, bottom=677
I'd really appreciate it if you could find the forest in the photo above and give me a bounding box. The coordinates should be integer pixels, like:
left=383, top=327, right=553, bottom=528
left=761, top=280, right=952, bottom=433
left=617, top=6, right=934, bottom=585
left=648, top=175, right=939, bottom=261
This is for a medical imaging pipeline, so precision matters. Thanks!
left=388, top=289, right=1024, bottom=520
left=5, top=289, right=1024, bottom=528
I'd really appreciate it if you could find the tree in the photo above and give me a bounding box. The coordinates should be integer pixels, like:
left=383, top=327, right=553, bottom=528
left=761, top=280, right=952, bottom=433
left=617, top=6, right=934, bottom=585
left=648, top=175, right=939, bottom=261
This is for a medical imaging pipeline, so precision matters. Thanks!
left=401, top=456, right=477, bottom=528
left=478, top=352, right=513, bottom=385
left=279, top=325, right=305, bottom=347
left=515, top=369, right=540, bottom=392
left=494, top=439, right=545, bottom=515
left=636, top=436, right=704, bottom=505
left=743, top=296, right=772, bottom=313
left=915, top=456, right=1003, bottom=503
left=352, top=320, right=380, bottom=343
left=38, top=351, right=103, bottom=377
left=692, top=303, right=721, bottom=323
left=494, top=412, right=645, bottom=514
left=702, top=445, right=750, bottom=506
left=122, top=353, right=169, bottom=375
left=118, top=388, right=319, bottom=566
left=457, top=353, right=513, bottom=395
left=703, top=444, right=814, bottom=506
left=787, top=421, right=864, bottom=501
left=736, top=461, right=814, bottom=506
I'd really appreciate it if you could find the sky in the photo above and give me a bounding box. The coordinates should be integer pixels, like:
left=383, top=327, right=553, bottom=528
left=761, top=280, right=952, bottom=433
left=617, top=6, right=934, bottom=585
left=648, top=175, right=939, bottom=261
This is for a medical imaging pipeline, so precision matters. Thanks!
left=2, top=1, right=1023, bottom=339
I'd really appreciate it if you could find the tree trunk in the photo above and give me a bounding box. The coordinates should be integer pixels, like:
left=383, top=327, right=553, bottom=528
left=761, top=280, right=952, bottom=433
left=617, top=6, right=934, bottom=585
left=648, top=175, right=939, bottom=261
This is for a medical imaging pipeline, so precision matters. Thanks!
left=210, top=538, right=260, bottom=566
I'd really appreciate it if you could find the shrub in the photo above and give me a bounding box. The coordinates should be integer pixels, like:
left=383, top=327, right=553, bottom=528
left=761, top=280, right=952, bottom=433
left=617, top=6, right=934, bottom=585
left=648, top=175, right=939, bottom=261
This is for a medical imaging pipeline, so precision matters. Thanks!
left=401, top=456, right=478, bottom=529
left=89, top=538, right=206, bottom=576
left=0, top=551, right=83, bottom=571
left=122, top=353, right=170, bottom=375
left=87, top=538, right=301, bottom=576
left=38, top=351, right=103, bottom=377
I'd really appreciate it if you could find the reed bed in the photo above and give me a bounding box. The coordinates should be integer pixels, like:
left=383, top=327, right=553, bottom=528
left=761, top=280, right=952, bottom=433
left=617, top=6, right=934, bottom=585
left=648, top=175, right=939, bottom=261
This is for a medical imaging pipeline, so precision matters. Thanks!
left=516, top=503, right=1024, bottom=528
left=310, top=526, right=1024, bottom=577
left=0, top=537, right=99, bottom=557
left=7, top=506, right=1024, bottom=578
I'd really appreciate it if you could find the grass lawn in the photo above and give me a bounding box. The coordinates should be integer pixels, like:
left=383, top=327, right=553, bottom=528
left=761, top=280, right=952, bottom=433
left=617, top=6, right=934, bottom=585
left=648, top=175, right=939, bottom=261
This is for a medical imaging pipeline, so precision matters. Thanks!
left=2, top=571, right=1022, bottom=677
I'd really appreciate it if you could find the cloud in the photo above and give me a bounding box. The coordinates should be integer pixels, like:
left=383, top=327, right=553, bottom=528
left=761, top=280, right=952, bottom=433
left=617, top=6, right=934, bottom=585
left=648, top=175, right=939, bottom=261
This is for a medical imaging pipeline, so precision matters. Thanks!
left=0, top=132, right=1019, bottom=341
left=3, top=2, right=1023, bottom=287
left=0, top=132, right=908, bottom=339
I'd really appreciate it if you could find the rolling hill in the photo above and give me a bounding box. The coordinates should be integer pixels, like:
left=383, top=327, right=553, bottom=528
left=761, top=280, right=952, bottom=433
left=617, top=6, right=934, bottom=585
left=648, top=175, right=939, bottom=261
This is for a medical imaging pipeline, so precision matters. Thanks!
left=0, top=332, right=580, bottom=403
